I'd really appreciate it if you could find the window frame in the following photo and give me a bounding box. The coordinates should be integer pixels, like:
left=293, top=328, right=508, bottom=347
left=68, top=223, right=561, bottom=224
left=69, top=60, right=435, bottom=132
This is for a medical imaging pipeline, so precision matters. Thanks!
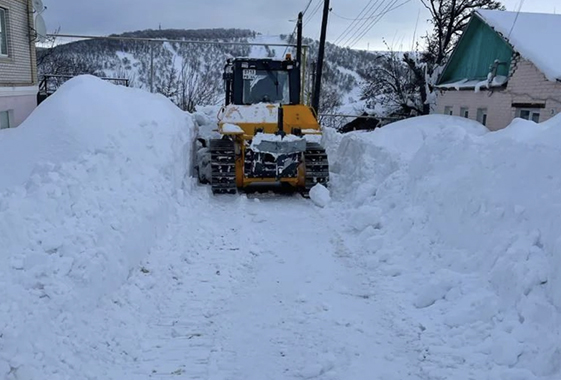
left=242, top=69, right=291, bottom=105
left=444, top=106, right=453, bottom=116
left=517, top=108, right=541, bottom=123
left=476, top=108, right=488, bottom=126
left=460, top=107, right=469, bottom=118
left=0, top=110, right=12, bottom=129
left=0, top=7, right=7, bottom=57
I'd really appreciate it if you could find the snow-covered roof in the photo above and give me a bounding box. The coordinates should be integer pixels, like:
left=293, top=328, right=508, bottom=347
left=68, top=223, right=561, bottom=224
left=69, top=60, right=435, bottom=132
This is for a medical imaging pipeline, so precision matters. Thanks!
left=476, top=9, right=561, bottom=81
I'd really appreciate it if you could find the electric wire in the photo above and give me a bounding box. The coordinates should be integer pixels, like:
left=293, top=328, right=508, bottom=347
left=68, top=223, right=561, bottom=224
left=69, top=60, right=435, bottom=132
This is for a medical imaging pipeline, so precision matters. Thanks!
left=332, top=0, right=376, bottom=45
left=340, top=0, right=388, bottom=47
left=508, top=0, right=526, bottom=38
left=347, top=0, right=406, bottom=48
left=284, top=0, right=316, bottom=57
left=302, top=0, right=315, bottom=15
left=346, top=0, right=401, bottom=48
left=347, top=0, right=411, bottom=49
left=304, top=0, right=324, bottom=28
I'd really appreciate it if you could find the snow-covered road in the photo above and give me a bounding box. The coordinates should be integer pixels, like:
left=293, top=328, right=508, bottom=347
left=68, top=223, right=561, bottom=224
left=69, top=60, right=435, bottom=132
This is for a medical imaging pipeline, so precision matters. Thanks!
left=115, top=192, right=421, bottom=380
left=4, top=78, right=561, bottom=380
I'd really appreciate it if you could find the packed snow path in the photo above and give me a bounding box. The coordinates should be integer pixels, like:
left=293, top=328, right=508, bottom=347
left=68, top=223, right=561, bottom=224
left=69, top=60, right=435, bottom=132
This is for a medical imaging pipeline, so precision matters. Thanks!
left=116, top=192, right=421, bottom=380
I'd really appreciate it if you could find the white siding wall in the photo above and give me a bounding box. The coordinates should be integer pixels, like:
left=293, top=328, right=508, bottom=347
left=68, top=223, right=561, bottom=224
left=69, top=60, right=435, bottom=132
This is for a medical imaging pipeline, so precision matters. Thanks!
left=0, top=0, right=37, bottom=86
left=0, top=0, right=37, bottom=128
left=436, top=58, right=561, bottom=131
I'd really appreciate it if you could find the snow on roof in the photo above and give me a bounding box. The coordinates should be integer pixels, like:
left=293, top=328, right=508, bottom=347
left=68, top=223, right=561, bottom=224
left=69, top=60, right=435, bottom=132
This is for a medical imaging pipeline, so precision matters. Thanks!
left=476, top=9, right=561, bottom=81
left=437, top=75, right=508, bottom=91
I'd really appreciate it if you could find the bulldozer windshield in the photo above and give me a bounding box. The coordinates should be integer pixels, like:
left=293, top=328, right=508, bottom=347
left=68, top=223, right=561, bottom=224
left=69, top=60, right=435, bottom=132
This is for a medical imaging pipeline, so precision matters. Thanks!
left=242, top=70, right=290, bottom=105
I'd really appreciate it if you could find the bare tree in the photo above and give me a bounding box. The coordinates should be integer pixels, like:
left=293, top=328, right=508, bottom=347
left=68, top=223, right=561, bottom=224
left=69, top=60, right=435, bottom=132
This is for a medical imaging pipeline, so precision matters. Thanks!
left=362, top=40, right=425, bottom=116
left=177, top=60, right=221, bottom=112
left=37, top=29, right=100, bottom=78
left=318, top=82, right=343, bottom=129
left=156, top=56, right=179, bottom=99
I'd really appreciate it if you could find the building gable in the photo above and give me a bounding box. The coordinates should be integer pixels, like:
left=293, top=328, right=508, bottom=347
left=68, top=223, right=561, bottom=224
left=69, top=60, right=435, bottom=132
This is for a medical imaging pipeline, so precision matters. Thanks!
left=438, top=15, right=513, bottom=86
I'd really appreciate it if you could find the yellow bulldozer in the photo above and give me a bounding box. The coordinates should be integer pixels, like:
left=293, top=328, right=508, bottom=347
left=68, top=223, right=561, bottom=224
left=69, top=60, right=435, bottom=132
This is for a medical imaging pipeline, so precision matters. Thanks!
left=196, top=14, right=329, bottom=195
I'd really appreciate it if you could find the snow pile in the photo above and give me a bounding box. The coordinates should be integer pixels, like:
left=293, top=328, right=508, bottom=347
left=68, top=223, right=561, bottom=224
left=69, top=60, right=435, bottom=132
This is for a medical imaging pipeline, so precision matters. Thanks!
left=309, top=184, right=331, bottom=208
left=0, top=75, right=194, bottom=379
left=329, top=115, right=487, bottom=204
left=477, top=10, right=561, bottom=81
left=327, top=114, right=561, bottom=379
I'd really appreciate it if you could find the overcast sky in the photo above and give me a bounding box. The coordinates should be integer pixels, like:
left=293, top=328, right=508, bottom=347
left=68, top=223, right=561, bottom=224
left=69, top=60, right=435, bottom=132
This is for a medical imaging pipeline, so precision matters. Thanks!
left=41, top=0, right=559, bottom=51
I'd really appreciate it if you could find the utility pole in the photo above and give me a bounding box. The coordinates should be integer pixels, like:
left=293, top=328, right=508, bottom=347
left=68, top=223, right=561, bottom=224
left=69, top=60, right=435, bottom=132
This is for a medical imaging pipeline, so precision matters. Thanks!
left=296, top=11, right=303, bottom=104
left=150, top=42, right=154, bottom=93
left=311, top=0, right=330, bottom=116
left=296, top=12, right=303, bottom=64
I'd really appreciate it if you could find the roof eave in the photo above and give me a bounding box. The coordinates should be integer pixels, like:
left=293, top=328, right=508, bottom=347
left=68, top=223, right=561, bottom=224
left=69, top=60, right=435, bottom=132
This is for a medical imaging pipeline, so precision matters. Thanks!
left=435, top=83, right=508, bottom=91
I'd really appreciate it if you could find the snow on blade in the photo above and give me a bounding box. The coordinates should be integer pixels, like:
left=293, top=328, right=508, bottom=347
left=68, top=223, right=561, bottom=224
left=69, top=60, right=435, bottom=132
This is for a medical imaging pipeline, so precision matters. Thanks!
left=0, top=75, right=194, bottom=379
left=220, top=103, right=279, bottom=124
left=327, top=113, right=561, bottom=379
left=222, top=123, right=244, bottom=133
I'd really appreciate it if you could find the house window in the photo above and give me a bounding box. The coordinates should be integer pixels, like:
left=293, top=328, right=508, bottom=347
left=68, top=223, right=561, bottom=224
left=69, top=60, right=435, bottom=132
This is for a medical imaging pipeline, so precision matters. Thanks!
left=0, top=8, right=7, bottom=56
left=444, top=106, right=453, bottom=115
left=517, top=109, right=540, bottom=123
left=476, top=108, right=488, bottom=126
left=0, top=110, right=11, bottom=129
left=460, top=107, right=469, bottom=118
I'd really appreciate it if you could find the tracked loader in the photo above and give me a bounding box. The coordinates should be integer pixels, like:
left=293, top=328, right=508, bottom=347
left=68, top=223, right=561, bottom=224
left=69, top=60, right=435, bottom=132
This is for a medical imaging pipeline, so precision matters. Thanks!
left=196, top=15, right=329, bottom=196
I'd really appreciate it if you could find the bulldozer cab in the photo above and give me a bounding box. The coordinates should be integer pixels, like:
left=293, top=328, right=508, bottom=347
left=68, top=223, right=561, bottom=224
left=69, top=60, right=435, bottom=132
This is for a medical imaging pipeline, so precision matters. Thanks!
left=223, top=57, right=301, bottom=106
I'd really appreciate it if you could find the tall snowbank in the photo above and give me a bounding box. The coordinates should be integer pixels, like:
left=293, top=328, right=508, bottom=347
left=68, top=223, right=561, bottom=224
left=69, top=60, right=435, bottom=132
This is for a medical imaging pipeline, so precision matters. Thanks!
left=327, top=114, right=561, bottom=379
left=0, top=76, right=194, bottom=379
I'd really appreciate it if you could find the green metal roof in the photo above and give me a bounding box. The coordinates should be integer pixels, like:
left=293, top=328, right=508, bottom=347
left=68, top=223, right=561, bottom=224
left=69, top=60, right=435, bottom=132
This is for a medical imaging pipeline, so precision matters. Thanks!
left=437, top=14, right=514, bottom=86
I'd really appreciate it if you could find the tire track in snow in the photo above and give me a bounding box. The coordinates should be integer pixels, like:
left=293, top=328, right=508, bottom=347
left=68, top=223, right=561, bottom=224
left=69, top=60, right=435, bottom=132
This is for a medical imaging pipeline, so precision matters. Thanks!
left=105, top=190, right=423, bottom=379
left=116, top=192, right=259, bottom=379
left=206, top=195, right=423, bottom=380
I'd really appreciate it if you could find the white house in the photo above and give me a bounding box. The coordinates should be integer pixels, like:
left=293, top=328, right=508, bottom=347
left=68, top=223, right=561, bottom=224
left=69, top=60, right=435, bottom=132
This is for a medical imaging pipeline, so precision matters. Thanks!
left=0, top=0, right=38, bottom=129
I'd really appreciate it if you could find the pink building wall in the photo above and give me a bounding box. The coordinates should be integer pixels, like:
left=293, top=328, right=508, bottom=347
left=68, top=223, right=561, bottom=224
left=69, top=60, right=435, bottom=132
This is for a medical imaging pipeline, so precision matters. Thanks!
left=435, top=58, right=561, bottom=131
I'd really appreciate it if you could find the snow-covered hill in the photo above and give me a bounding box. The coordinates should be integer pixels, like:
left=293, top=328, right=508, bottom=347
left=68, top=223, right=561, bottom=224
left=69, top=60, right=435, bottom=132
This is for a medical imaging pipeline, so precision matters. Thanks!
left=38, top=29, right=377, bottom=116
left=1, top=76, right=560, bottom=380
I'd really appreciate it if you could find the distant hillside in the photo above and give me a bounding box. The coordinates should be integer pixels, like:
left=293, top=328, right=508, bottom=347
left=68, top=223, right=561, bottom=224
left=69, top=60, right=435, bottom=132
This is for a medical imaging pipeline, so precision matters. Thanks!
left=37, top=28, right=382, bottom=118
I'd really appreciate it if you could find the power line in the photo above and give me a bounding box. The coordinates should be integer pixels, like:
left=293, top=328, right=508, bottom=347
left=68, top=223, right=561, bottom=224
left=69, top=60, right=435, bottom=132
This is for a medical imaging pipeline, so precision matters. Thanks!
left=48, top=33, right=305, bottom=47
left=332, top=0, right=376, bottom=45
left=302, top=0, right=315, bottom=15
left=507, top=0, right=526, bottom=38
left=304, top=0, right=324, bottom=28
left=348, top=0, right=411, bottom=49
left=345, top=0, right=397, bottom=47
left=331, top=8, right=392, bottom=21
left=284, top=1, right=315, bottom=57
left=340, top=0, right=387, bottom=47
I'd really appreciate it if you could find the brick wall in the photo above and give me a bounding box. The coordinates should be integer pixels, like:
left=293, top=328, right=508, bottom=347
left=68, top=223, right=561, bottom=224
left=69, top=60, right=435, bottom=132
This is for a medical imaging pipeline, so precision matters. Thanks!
left=436, top=57, right=561, bottom=131
left=0, top=0, right=37, bottom=86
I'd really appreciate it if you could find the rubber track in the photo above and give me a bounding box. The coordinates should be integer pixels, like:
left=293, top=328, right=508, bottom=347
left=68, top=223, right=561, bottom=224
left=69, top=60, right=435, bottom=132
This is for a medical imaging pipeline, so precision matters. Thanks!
left=303, top=142, right=329, bottom=197
left=210, top=138, right=237, bottom=195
